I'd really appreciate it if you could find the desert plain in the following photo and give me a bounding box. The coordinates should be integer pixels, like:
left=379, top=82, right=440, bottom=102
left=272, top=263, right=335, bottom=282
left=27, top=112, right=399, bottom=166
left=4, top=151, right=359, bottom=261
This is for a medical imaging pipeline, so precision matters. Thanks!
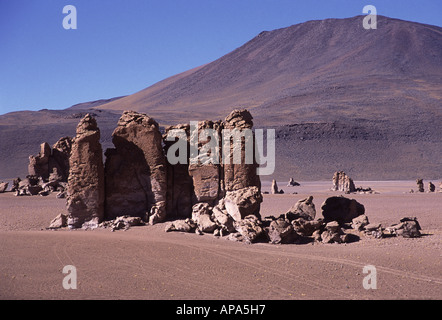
left=0, top=179, right=440, bottom=300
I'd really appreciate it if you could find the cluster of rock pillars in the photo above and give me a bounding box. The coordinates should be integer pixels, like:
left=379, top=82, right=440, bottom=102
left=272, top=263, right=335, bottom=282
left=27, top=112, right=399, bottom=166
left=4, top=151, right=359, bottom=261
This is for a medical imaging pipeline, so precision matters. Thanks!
left=0, top=109, right=426, bottom=244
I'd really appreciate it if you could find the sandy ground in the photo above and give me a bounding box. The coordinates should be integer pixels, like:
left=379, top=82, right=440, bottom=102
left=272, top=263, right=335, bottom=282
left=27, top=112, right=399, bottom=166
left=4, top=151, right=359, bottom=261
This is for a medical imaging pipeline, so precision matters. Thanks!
left=0, top=181, right=441, bottom=300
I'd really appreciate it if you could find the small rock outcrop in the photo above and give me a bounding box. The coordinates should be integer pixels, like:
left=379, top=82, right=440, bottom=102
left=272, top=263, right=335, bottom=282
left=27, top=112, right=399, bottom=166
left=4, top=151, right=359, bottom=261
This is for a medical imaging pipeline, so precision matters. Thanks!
left=66, top=114, right=105, bottom=229
left=428, top=182, right=435, bottom=193
left=287, top=178, right=300, bottom=187
left=0, top=182, right=8, bottom=193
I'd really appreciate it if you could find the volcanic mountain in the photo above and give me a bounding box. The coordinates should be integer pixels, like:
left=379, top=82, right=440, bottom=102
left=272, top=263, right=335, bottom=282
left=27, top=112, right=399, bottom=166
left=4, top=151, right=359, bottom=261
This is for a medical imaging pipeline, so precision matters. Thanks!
left=1, top=15, right=441, bottom=181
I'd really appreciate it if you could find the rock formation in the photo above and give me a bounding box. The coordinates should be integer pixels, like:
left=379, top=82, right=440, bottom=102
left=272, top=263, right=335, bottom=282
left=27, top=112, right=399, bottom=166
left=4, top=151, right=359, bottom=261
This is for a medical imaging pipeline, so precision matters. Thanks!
left=28, top=137, right=72, bottom=183
left=428, top=182, right=435, bottom=193
left=271, top=179, right=279, bottom=194
left=332, top=171, right=356, bottom=193
left=416, top=179, right=424, bottom=192
left=104, top=111, right=167, bottom=224
left=66, top=114, right=105, bottom=229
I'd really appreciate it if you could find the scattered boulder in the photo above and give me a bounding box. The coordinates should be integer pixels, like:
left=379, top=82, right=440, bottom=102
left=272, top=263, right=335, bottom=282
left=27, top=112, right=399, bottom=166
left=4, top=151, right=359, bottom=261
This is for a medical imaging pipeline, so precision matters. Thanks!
left=0, top=182, right=8, bottom=193
left=291, top=218, right=323, bottom=237
left=332, top=171, right=356, bottom=193
left=192, top=203, right=217, bottom=233
left=285, top=196, right=316, bottom=221
left=351, top=214, right=369, bottom=231
left=321, top=196, right=365, bottom=225
left=165, top=219, right=196, bottom=233
left=387, top=217, right=421, bottom=238
left=287, top=178, right=300, bottom=187
left=66, top=114, right=105, bottom=229
left=267, top=218, right=298, bottom=244
left=232, top=215, right=265, bottom=244
left=224, top=186, right=262, bottom=222
left=48, top=213, right=68, bottom=229
left=212, top=199, right=236, bottom=233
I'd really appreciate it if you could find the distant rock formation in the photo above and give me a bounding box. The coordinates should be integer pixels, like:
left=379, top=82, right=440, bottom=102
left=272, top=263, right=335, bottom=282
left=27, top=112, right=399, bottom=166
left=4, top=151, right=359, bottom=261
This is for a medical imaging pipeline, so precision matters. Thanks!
left=287, top=178, right=300, bottom=187
left=66, top=114, right=105, bottom=229
left=28, top=138, right=72, bottom=183
left=332, top=171, right=356, bottom=193
left=428, top=181, right=435, bottom=193
left=0, top=182, right=8, bottom=193
left=416, top=179, right=424, bottom=192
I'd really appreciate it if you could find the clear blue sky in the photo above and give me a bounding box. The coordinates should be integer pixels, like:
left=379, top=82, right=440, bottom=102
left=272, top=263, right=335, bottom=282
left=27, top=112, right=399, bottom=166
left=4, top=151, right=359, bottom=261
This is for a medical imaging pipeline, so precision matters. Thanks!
left=1, top=0, right=441, bottom=114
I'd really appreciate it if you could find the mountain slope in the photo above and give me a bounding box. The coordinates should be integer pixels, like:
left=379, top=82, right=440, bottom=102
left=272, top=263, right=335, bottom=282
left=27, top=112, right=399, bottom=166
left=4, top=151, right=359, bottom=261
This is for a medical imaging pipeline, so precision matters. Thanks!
left=96, top=15, right=442, bottom=127
left=0, top=15, right=441, bottom=181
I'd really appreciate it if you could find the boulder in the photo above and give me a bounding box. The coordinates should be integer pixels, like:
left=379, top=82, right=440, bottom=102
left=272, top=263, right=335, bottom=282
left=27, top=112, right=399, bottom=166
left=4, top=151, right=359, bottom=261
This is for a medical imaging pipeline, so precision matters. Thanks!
left=351, top=214, right=369, bottom=231
left=267, top=218, right=298, bottom=244
left=66, top=114, right=105, bottom=229
left=233, top=215, right=264, bottom=244
left=48, top=213, right=68, bottom=229
left=287, top=178, right=300, bottom=187
left=291, top=218, right=323, bottom=236
left=332, top=171, right=356, bottom=193
left=165, top=219, right=196, bottom=233
left=321, top=196, right=365, bottom=225
left=191, top=203, right=217, bottom=233
left=104, top=111, right=167, bottom=225
left=224, top=186, right=262, bottom=222
left=212, top=199, right=236, bottom=233
left=389, top=217, right=422, bottom=238
left=0, top=182, right=8, bottom=193
left=285, top=196, right=316, bottom=221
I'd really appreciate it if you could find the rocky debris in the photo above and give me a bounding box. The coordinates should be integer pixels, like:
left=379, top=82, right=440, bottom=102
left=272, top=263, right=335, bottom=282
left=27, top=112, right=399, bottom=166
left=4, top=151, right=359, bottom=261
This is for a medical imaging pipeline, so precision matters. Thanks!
left=98, top=216, right=145, bottom=231
left=0, top=182, right=8, bottom=193
left=231, top=215, right=265, bottom=244
left=66, top=114, right=105, bottom=229
left=224, top=186, right=262, bottom=222
left=291, top=218, right=323, bottom=237
left=285, top=196, right=316, bottom=221
left=48, top=213, right=68, bottom=229
left=212, top=199, right=236, bottom=233
left=104, top=111, right=168, bottom=225
left=11, top=178, right=21, bottom=192
left=332, top=171, right=356, bottom=193
left=321, top=196, right=365, bottom=225
left=267, top=218, right=298, bottom=244
left=416, top=179, right=424, bottom=192
left=351, top=214, right=369, bottom=231
left=428, top=182, right=435, bottom=193
left=287, top=178, right=300, bottom=187
left=386, top=217, right=422, bottom=238
left=191, top=203, right=217, bottom=233
left=364, top=223, right=384, bottom=238
left=165, top=219, right=196, bottom=233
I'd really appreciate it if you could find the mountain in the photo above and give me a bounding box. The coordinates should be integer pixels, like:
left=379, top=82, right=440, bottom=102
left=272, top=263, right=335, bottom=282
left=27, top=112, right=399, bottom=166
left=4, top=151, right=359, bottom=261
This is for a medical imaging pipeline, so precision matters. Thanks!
left=0, top=15, right=441, bottom=181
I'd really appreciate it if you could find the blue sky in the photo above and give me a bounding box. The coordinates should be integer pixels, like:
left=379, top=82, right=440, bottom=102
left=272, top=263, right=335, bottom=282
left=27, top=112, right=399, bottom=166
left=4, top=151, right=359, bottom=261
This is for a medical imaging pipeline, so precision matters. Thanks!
left=1, top=0, right=441, bottom=114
